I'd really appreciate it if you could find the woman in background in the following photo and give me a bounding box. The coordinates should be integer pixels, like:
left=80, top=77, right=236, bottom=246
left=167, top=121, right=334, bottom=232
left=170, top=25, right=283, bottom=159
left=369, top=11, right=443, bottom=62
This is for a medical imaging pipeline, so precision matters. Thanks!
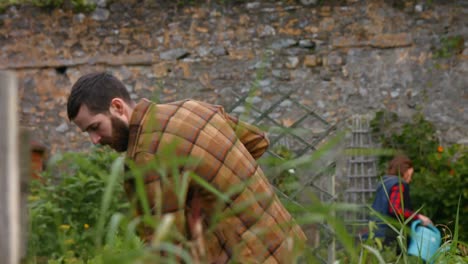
left=371, top=155, right=432, bottom=245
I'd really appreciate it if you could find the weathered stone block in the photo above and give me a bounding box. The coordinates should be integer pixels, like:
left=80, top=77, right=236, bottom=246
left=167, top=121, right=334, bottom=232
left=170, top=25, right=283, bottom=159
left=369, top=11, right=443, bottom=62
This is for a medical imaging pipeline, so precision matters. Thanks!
left=286, top=56, right=300, bottom=69
left=304, top=55, right=321, bottom=67
left=369, top=33, right=412, bottom=48
left=332, top=36, right=368, bottom=48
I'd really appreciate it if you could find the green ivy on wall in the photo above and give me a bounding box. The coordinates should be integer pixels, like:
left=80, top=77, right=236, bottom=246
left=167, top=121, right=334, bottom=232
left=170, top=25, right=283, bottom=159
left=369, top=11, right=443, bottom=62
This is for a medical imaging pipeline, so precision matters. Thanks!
left=0, top=0, right=96, bottom=13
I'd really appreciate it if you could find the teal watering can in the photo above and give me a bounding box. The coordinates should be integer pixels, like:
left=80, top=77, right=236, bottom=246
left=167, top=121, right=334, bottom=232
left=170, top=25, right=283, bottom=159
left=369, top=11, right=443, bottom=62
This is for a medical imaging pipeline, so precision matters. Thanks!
left=408, top=220, right=441, bottom=263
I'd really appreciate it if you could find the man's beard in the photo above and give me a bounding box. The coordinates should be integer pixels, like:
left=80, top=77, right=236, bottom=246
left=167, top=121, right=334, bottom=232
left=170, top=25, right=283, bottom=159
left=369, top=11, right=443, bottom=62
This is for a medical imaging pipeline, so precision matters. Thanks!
left=101, top=116, right=129, bottom=152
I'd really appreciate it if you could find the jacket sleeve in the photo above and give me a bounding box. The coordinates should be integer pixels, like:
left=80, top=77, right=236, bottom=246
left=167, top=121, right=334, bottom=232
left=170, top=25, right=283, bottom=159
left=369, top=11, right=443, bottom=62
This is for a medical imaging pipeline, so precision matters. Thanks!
left=388, top=184, right=419, bottom=221
left=222, top=111, right=270, bottom=160
left=130, top=151, right=188, bottom=243
left=227, top=114, right=270, bottom=159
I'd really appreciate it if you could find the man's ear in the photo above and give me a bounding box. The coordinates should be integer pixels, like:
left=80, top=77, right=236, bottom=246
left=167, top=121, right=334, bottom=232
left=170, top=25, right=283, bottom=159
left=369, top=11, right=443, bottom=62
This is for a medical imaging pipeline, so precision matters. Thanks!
left=109, top=98, right=125, bottom=116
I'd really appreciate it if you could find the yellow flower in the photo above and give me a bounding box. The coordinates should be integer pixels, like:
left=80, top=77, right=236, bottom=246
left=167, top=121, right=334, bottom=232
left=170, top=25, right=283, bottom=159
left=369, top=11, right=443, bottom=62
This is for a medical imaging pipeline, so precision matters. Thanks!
left=64, top=239, right=75, bottom=245
left=84, top=224, right=89, bottom=229
left=28, top=195, right=40, bottom=202
left=437, top=145, right=444, bottom=153
left=59, top=224, right=70, bottom=231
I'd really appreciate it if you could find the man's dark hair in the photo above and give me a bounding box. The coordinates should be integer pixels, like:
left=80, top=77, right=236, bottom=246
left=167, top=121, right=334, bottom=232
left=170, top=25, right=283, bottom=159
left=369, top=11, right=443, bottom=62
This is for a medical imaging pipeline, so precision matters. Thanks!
left=67, top=72, right=132, bottom=120
left=386, top=155, right=413, bottom=176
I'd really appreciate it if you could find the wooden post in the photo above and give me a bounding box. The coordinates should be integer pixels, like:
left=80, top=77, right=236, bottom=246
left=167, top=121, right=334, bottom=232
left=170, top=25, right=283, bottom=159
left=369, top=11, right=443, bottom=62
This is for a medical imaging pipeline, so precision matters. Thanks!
left=0, top=71, right=20, bottom=264
left=20, top=128, right=31, bottom=261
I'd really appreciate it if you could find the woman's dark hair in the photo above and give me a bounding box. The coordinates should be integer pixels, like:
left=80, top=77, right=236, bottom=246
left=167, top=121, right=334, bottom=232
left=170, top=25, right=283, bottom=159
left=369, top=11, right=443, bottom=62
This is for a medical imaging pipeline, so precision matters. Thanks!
left=67, top=72, right=132, bottom=120
left=386, top=155, right=413, bottom=176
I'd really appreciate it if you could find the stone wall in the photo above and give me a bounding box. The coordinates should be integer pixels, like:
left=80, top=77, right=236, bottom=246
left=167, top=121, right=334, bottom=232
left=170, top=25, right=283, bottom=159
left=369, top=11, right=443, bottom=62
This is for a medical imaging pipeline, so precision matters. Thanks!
left=1, top=0, right=467, bottom=155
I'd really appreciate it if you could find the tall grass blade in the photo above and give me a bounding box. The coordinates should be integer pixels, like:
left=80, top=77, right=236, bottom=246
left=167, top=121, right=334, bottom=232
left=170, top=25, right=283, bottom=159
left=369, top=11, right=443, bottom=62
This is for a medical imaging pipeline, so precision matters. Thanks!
left=362, top=244, right=386, bottom=264
left=156, top=242, right=193, bottom=264
left=450, top=195, right=461, bottom=254
left=105, top=213, right=124, bottom=247
left=96, top=156, right=124, bottom=247
left=189, top=173, right=230, bottom=202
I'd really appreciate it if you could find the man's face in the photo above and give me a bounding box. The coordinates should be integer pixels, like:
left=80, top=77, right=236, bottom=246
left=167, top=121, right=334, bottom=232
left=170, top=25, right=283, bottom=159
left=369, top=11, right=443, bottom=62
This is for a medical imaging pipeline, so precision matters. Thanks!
left=73, top=104, right=129, bottom=152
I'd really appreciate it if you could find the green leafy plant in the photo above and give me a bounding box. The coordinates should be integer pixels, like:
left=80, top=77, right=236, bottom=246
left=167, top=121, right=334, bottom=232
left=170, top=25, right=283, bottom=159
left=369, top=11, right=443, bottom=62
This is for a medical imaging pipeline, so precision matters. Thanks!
left=27, top=147, right=129, bottom=261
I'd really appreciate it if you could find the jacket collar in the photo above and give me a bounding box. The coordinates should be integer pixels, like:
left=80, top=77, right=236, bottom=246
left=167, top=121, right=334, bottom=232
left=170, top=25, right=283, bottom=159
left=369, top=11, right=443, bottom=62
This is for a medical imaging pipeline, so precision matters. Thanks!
left=126, top=98, right=153, bottom=158
left=129, top=98, right=152, bottom=126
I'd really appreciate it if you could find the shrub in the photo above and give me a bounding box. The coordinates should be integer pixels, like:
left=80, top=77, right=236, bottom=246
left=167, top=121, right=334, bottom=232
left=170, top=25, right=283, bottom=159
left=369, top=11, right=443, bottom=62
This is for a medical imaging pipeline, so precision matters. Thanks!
left=27, top=147, right=129, bottom=261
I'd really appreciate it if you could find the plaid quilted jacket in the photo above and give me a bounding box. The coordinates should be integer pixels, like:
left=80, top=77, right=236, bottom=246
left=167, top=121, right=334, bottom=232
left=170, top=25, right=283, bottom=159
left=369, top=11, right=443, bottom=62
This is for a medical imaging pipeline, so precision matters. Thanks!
left=124, top=99, right=306, bottom=263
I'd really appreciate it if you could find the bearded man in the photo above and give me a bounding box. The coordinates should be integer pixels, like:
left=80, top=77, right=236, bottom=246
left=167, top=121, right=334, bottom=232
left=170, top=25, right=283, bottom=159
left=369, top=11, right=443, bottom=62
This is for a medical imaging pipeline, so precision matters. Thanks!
left=67, top=72, right=306, bottom=263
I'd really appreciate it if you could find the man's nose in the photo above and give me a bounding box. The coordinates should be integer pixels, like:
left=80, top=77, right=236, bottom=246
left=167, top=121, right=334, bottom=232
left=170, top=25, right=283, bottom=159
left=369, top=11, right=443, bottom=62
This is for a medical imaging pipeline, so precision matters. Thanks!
left=89, top=133, right=101, bottom=145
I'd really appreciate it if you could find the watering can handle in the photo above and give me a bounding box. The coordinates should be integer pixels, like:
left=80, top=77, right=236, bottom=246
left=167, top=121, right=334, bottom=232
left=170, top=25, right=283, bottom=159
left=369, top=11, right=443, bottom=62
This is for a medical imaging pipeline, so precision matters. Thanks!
left=411, top=219, right=422, bottom=232
left=411, top=219, right=440, bottom=236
